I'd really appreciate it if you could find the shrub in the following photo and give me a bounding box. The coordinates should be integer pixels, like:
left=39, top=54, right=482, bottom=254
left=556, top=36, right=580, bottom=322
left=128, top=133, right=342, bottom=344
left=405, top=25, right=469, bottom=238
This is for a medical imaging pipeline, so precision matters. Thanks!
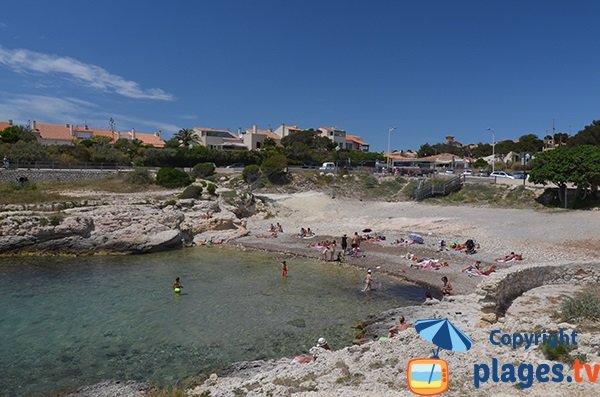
left=156, top=167, right=192, bottom=188
left=561, top=287, right=600, bottom=322
left=164, top=199, right=177, bottom=207
left=123, top=168, right=154, bottom=185
left=48, top=213, right=64, bottom=226
left=242, top=164, right=261, bottom=183
left=191, top=162, right=216, bottom=178
left=206, top=183, right=217, bottom=196
left=179, top=185, right=203, bottom=199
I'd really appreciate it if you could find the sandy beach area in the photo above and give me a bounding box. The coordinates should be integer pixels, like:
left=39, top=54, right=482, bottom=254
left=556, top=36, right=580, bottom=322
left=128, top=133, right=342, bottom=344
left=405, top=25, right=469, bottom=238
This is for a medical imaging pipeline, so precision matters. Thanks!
left=185, top=192, right=600, bottom=397
left=234, top=191, right=600, bottom=295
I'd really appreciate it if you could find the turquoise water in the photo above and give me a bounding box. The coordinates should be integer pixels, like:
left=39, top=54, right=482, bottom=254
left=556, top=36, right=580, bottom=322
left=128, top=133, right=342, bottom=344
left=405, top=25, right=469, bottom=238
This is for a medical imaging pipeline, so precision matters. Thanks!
left=0, top=247, right=424, bottom=396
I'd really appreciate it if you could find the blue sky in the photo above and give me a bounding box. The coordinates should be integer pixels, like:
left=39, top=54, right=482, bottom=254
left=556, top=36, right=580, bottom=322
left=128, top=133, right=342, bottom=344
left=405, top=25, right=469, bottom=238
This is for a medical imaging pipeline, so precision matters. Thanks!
left=0, top=0, right=598, bottom=151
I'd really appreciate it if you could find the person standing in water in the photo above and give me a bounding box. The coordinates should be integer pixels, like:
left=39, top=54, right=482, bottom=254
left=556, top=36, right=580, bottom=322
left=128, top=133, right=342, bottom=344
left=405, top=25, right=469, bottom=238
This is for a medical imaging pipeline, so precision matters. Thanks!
left=173, top=277, right=183, bottom=291
left=281, top=260, right=288, bottom=277
left=362, top=268, right=373, bottom=292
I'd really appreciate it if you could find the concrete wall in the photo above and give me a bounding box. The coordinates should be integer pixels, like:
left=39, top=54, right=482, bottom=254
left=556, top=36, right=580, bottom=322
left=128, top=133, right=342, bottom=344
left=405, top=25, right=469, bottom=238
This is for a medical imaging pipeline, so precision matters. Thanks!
left=0, top=169, right=121, bottom=184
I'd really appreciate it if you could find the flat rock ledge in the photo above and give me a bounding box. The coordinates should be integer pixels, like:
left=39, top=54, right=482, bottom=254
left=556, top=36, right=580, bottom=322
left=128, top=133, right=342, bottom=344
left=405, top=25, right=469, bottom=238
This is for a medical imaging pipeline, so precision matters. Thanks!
left=0, top=195, right=252, bottom=255
left=61, top=380, right=149, bottom=397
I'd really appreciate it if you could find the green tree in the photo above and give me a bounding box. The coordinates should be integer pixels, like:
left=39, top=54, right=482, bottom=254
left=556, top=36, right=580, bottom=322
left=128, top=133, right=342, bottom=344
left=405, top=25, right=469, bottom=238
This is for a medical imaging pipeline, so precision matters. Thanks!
left=262, top=137, right=277, bottom=148
left=261, top=154, right=288, bottom=182
left=0, top=125, right=37, bottom=143
left=528, top=145, right=600, bottom=205
left=514, top=134, right=544, bottom=154
left=174, top=128, right=199, bottom=148
left=417, top=143, right=435, bottom=157
left=472, top=158, right=488, bottom=169
left=570, top=121, right=600, bottom=146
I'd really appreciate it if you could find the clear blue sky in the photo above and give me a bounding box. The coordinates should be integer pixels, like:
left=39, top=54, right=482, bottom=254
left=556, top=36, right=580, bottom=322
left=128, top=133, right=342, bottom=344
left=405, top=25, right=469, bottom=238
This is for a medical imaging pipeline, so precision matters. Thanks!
left=0, top=0, right=598, bottom=151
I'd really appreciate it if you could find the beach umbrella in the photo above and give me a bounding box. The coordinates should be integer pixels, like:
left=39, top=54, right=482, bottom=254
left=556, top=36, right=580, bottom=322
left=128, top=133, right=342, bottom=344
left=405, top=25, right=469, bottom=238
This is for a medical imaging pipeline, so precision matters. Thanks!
left=407, top=233, right=424, bottom=244
left=414, top=318, right=472, bottom=353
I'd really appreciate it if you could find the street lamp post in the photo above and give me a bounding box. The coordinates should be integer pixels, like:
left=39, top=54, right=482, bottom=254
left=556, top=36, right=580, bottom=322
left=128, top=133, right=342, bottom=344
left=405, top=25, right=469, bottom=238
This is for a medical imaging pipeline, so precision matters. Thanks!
left=487, top=128, right=496, bottom=173
left=387, top=127, right=396, bottom=171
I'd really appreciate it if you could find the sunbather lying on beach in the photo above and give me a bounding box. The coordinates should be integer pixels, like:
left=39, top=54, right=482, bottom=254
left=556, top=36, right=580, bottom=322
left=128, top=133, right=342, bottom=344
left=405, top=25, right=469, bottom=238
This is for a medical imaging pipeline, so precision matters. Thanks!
left=256, top=232, right=278, bottom=238
left=462, top=261, right=497, bottom=276
left=495, top=252, right=523, bottom=262
left=410, top=259, right=449, bottom=270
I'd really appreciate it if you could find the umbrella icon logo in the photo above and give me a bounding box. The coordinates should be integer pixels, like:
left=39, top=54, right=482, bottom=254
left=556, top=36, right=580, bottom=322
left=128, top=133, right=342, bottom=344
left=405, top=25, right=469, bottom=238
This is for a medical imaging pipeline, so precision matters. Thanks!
left=407, top=318, right=473, bottom=396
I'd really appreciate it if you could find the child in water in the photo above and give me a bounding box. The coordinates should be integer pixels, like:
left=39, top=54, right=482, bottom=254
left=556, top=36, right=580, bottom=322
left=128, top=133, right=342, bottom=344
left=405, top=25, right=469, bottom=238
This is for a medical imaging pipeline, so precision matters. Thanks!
left=173, top=277, right=183, bottom=291
left=281, top=260, right=288, bottom=277
left=362, top=269, right=373, bottom=292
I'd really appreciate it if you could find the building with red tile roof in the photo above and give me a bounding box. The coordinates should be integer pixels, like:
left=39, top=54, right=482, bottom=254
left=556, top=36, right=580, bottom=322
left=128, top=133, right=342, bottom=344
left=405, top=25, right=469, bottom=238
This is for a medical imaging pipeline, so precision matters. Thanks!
left=29, top=120, right=165, bottom=148
left=0, top=120, right=14, bottom=131
left=242, top=125, right=281, bottom=150
left=345, top=134, right=370, bottom=151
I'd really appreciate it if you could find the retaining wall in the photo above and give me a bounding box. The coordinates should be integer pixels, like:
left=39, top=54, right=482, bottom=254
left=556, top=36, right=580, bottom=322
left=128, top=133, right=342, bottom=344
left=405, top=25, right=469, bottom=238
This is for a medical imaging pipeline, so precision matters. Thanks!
left=0, top=169, right=122, bottom=184
left=477, top=262, right=600, bottom=324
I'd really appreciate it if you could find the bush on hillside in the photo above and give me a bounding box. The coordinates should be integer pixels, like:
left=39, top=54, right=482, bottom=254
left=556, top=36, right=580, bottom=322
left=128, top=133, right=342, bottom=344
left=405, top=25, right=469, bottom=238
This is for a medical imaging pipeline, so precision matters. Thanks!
left=261, top=154, right=288, bottom=183
left=179, top=185, right=203, bottom=199
left=191, top=162, right=215, bottom=178
left=123, top=168, right=154, bottom=185
left=206, top=183, right=217, bottom=196
left=156, top=167, right=192, bottom=188
left=242, top=164, right=261, bottom=183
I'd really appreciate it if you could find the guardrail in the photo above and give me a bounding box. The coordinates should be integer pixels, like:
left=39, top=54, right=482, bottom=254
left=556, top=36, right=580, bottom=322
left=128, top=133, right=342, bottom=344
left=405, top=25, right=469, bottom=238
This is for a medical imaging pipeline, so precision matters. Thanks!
left=414, top=175, right=464, bottom=201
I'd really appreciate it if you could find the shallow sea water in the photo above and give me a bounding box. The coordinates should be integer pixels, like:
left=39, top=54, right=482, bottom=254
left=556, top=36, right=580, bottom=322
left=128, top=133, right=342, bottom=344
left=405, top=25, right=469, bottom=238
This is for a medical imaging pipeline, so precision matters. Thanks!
left=0, top=246, right=424, bottom=396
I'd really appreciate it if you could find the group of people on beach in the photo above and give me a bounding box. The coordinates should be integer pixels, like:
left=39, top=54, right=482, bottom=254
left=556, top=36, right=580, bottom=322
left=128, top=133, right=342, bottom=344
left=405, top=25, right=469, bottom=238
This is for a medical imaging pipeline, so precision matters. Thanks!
left=297, top=227, right=315, bottom=238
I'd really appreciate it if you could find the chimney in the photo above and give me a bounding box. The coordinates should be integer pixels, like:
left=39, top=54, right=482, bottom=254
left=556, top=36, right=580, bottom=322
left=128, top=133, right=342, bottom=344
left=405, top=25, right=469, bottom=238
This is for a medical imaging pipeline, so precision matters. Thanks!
left=253, top=124, right=257, bottom=135
left=66, top=123, right=70, bottom=128
left=31, top=120, right=37, bottom=130
left=8, top=119, right=12, bottom=126
left=237, top=127, right=242, bottom=136
left=155, top=130, right=161, bottom=137
left=69, top=124, right=74, bottom=137
left=130, top=128, right=136, bottom=139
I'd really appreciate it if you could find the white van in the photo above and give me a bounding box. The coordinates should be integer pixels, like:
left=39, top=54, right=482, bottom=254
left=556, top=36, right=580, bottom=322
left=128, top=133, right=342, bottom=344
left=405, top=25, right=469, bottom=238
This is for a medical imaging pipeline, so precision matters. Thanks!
left=319, top=162, right=336, bottom=171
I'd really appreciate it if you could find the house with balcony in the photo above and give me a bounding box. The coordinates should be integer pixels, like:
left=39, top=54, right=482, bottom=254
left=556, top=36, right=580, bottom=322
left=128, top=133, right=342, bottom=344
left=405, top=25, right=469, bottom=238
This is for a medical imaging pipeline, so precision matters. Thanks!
left=345, top=134, right=369, bottom=151
left=193, top=127, right=247, bottom=150
left=242, top=125, right=281, bottom=150
left=318, top=127, right=347, bottom=148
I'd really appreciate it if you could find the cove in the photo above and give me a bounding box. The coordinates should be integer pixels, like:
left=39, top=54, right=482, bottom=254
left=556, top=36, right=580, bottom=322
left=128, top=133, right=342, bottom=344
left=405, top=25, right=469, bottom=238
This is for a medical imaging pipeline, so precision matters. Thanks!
left=0, top=246, right=424, bottom=396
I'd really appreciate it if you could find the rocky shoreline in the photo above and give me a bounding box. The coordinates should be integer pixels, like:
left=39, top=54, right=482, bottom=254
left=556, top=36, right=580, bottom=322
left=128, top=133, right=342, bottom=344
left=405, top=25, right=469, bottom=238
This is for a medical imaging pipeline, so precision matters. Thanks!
left=3, top=190, right=599, bottom=396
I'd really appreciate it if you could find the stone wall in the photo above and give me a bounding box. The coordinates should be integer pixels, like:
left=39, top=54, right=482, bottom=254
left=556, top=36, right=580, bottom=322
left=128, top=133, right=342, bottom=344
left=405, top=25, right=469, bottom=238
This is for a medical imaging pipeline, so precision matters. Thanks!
left=476, top=262, right=600, bottom=325
left=0, top=169, right=121, bottom=183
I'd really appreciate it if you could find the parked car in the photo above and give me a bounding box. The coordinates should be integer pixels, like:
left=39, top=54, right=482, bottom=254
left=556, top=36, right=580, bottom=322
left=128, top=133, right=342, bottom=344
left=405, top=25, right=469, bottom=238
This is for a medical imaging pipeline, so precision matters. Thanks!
left=225, top=163, right=245, bottom=169
left=319, top=162, right=336, bottom=171
left=445, top=169, right=455, bottom=174
left=513, top=172, right=528, bottom=180
left=462, top=169, right=473, bottom=176
left=489, top=171, right=515, bottom=179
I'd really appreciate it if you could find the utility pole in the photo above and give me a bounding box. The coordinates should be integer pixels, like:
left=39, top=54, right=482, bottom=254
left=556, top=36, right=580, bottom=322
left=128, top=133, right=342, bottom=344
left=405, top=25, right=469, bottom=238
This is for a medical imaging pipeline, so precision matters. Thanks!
left=387, top=127, right=396, bottom=171
left=487, top=128, right=496, bottom=173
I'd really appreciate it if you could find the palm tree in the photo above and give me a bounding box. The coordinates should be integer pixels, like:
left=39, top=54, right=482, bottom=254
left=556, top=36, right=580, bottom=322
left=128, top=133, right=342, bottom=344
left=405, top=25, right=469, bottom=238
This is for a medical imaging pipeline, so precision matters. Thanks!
left=174, top=128, right=199, bottom=148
